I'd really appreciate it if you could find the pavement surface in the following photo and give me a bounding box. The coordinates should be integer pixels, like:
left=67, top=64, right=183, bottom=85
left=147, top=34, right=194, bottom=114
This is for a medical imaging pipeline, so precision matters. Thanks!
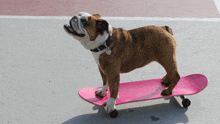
left=1, top=0, right=220, bottom=124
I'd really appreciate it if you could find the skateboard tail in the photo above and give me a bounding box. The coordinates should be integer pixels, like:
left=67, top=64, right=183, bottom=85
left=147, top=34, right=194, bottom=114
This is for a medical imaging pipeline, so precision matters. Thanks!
left=174, top=74, right=208, bottom=94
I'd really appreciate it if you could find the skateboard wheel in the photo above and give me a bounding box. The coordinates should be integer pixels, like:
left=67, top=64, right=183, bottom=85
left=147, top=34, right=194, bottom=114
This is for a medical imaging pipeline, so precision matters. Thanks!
left=109, top=109, right=118, bottom=118
left=182, top=98, right=191, bottom=108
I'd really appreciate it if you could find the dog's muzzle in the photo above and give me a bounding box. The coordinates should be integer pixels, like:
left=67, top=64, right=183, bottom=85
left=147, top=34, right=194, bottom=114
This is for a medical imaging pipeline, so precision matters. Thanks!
left=64, top=16, right=85, bottom=37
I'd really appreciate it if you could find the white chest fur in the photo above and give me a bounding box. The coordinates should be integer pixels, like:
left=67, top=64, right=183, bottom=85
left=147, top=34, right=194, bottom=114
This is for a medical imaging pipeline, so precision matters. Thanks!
left=92, top=50, right=106, bottom=66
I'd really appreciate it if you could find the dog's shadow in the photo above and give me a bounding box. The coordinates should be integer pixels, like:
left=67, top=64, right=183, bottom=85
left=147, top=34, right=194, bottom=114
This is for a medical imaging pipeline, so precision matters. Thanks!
left=63, top=97, right=189, bottom=124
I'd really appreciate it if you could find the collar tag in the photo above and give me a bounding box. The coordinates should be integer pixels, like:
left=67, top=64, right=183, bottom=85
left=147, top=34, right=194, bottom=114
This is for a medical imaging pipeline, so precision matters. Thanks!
left=106, top=48, right=112, bottom=55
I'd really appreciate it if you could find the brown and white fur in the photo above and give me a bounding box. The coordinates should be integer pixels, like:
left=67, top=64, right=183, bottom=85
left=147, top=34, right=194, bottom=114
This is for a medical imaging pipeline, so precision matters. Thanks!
left=64, top=12, right=180, bottom=113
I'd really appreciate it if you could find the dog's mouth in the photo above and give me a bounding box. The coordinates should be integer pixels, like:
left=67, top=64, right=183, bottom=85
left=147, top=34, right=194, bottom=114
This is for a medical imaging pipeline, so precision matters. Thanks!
left=63, top=21, right=85, bottom=37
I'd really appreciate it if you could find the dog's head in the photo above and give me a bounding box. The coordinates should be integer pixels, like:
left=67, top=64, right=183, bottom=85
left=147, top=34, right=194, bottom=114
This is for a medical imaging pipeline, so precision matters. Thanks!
left=64, top=12, right=112, bottom=50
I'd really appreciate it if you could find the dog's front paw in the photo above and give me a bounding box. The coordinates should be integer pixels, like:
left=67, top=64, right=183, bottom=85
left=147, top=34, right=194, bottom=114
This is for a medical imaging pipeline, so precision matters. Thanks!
left=95, top=85, right=108, bottom=98
left=103, top=97, right=116, bottom=113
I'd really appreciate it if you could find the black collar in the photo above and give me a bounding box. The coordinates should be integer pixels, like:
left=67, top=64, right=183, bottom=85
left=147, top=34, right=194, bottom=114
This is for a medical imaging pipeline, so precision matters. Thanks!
left=90, top=35, right=113, bottom=52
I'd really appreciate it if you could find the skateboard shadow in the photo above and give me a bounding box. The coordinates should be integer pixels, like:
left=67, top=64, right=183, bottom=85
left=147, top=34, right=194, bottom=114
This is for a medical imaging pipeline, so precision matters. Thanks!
left=62, top=97, right=189, bottom=124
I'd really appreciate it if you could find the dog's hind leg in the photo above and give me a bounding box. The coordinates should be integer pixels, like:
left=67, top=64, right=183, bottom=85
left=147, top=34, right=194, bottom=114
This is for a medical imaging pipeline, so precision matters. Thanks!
left=158, top=55, right=181, bottom=96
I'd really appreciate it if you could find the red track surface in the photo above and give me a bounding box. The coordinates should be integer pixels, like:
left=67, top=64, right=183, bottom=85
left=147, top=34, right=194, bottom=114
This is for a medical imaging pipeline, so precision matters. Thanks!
left=0, top=0, right=220, bottom=17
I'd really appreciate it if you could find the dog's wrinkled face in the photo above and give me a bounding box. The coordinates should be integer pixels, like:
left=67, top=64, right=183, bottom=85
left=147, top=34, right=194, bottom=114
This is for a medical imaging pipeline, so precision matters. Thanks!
left=64, top=12, right=110, bottom=50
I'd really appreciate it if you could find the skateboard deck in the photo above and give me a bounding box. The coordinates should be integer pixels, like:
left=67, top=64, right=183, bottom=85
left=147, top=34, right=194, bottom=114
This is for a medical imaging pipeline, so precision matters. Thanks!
left=78, top=74, right=208, bottom=107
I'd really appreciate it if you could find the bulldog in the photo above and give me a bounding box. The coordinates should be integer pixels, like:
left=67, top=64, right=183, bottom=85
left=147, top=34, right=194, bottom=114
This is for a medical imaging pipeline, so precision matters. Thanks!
left=64, top=12, right=180, bottom=114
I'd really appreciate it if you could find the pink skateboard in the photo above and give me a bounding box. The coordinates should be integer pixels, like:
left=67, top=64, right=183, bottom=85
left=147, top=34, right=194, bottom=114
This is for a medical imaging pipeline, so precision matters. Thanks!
left=79, top=74, right=208, bottom=117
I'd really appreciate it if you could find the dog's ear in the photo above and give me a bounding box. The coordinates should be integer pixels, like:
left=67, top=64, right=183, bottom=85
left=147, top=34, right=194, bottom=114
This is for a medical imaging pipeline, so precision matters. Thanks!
left=96, top=19, right=109, bottom=35
left=93, top=14, right=101, bottom=18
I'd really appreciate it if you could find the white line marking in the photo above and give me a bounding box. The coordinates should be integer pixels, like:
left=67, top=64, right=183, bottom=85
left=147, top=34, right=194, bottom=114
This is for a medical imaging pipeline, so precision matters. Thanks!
left=1, top=15, right=220, bottom=22
left=0, top=15, right=71, bottom=20
left=214, top=0, right=220, bottom=14
left=103, top=17, right=220, bottom=22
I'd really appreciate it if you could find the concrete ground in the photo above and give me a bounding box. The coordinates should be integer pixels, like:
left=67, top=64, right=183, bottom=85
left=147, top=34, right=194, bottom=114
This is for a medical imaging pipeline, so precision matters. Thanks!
left=1, top=16, right=220, bottom=124
left=1, top=0, right=220, bottom=123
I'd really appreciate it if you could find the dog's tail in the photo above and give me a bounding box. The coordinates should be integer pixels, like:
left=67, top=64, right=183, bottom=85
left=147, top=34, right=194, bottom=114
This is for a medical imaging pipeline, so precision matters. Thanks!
left=162, top=26, right=173, bottom=35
